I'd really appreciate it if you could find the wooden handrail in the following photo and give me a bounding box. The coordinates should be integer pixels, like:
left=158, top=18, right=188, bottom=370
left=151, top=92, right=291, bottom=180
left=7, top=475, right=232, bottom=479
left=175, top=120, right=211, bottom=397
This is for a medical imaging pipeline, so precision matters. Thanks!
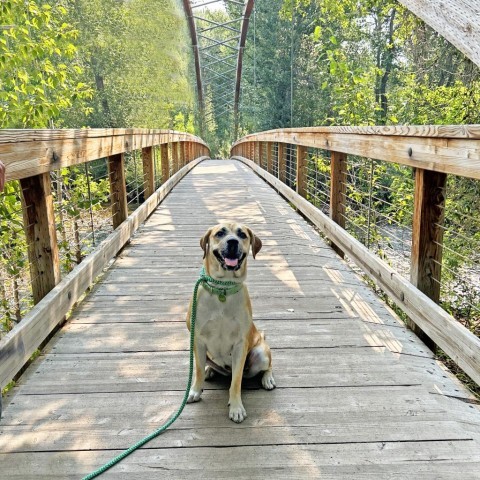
left=231, top=125, right=480, bottom=386
left=0, top=129, right=210, bottom=391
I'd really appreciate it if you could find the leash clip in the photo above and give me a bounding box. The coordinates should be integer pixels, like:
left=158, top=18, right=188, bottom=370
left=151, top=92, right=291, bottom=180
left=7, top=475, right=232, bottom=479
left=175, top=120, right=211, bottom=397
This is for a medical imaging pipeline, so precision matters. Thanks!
left=218, top=290, right=227, bottom=302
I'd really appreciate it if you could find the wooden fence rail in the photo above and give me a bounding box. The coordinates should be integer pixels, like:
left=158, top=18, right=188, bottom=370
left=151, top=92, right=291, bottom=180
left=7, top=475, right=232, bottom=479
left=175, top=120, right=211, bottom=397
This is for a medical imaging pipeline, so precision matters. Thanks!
left=231, top=125, right=480, bottom=387
left=0, top=129, right=209, bottom=395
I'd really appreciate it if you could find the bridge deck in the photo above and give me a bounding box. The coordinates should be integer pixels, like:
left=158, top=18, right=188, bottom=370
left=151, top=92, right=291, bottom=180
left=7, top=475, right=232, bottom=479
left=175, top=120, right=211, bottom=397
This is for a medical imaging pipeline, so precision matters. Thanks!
left=1, top=159, right=480, bottom=479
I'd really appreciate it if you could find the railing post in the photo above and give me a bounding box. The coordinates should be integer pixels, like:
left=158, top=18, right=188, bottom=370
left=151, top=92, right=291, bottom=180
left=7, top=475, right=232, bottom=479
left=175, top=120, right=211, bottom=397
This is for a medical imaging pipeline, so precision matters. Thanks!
left=181, top=141, right=186, bottom=168
left=161, top=143, right=170, bottom=181
left=172, top=142, right=179, bottom=173
left=410, top=168, right=447, bottom=350
left=258, top=142, right=263, bottom=167
left=296, top=145, right=307, bottom=198
left=278, top=142, right=286, bottom=183
left=142, top=146, right=155, bottom=199
left=330, top=151, right=347, bottom=258
left=20, top=173, right=61, bottom=304
left=266, top=142, right=273, bottom=174
left=108, top=153, right=129, bottom=230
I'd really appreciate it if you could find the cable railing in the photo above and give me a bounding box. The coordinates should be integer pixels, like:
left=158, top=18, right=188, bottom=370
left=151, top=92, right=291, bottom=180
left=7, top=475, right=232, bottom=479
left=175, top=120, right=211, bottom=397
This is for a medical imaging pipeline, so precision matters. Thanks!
left=231, top=125, right=480, bottom=390
left=0, top=128, right=209, bottom=393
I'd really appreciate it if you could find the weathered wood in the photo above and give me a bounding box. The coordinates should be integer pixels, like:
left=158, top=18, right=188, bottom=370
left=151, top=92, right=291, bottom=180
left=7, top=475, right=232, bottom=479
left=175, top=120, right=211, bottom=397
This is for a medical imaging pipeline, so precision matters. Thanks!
left=141, top=146, right=155, bottom=198
left=107, top=153, right=128, bottom=229
left=2, top=159, right=480, bottom=479
left=397, top=0, right=480, bottom=67
left=0, top=157, right=208, bottom=390
left=409, top=168, right=447, bottom=349
left=1, top=129, right=207, bottom=182
left=19, top=173, right=61, bottom=304
left=330, top=151, right=347, bottom=257
left=232, top=129, right=480, bottom=180
left=278, top=142, right=286, bottom=182
left=266, top=142, right=273, bottom=174
left=296, top=145, right=307, bottom=198
left=161, top=143, right=169, bottom=181
left=235, top=156, right=480, bottom=386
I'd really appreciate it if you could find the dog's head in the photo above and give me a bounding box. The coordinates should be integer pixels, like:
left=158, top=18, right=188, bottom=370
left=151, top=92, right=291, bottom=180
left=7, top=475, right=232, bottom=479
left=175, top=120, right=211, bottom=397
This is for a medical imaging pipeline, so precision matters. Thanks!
left=200, top=223, right=262, bottom=279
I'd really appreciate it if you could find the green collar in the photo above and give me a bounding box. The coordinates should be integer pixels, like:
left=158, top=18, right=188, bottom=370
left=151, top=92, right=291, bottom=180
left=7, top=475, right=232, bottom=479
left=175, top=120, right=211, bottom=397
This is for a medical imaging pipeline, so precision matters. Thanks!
left=199, top=267, right=243, bottom=302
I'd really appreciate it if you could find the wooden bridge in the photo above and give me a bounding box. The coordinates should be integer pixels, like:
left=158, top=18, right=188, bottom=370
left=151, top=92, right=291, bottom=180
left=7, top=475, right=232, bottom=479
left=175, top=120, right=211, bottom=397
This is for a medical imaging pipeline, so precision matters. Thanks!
left=1, top=127, right=480, bottom=478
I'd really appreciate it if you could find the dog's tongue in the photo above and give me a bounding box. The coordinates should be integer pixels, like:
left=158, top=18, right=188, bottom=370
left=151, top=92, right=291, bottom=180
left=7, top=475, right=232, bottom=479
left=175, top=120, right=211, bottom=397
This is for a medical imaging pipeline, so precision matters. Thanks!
left=224, top=257, right=238, bottom=267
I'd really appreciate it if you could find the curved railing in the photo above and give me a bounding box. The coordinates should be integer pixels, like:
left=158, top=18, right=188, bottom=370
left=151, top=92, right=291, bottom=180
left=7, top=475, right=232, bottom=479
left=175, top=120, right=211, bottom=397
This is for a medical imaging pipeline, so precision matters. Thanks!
left=231, top=125, right=480, bottom=387
left=0, top=129, right=209, bottom=392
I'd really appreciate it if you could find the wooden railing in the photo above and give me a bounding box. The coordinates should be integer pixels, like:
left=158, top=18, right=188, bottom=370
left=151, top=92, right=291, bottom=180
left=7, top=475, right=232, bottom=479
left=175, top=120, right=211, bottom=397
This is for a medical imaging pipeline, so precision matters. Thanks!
left=0, top=129, right=209, bottom=393
left=231, top=125, right=480, bottom=387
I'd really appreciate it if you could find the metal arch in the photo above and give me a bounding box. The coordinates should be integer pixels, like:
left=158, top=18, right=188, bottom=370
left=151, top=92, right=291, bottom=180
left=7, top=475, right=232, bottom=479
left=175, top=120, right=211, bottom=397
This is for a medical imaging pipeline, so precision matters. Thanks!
left=234, top=0, right=254, bottom=137
left=182, top=0, right=255, bottom=138
left=182, top=0, right=204, bottom=114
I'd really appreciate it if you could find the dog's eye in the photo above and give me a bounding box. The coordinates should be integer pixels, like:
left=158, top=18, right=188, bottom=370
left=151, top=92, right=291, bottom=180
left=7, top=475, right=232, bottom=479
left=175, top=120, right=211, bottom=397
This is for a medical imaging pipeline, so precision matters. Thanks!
left=215, top=230, right=226, bottom=238
left=237, top=230, right=247, bottom=239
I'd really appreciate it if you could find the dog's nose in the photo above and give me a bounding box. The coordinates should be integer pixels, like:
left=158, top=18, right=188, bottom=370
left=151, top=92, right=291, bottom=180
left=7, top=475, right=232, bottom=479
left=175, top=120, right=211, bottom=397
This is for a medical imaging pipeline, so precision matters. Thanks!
left=226, top=238, right=239, bottom=252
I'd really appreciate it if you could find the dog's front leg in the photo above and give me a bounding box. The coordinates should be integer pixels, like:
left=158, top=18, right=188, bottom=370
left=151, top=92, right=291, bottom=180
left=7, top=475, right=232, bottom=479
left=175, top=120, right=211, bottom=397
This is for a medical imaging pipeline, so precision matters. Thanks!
left=228, top=341, right=248, bottom=423
left=188, top=341, right=207, bottom=403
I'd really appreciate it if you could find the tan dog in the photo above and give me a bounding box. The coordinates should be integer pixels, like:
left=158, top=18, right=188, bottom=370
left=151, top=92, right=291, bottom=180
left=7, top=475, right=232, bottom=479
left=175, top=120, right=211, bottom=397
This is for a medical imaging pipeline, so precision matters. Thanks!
left=186, top=223, right=276, bottom=423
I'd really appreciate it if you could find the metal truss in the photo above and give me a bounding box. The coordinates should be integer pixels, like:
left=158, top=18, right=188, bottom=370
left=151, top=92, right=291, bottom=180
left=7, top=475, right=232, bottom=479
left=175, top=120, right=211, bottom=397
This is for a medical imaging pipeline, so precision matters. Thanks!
left=182, top=0, right=254, bottom=137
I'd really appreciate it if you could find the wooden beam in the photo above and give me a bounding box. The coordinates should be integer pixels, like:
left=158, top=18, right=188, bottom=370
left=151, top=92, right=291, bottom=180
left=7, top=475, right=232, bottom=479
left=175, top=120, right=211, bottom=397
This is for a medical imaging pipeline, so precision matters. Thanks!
left=108, top=154, right=128, bottom=229
left=231, top=128, right=480, bottom=180
left=278, top=143, right=286, bottom=183
left=397, top=0, right=480, bottom=67
left=409, top=168, right=447, bottom=348
left=234, top=155, right=480, bottom=387
left=0, top=129, right=208, bottom=182
left=19, top=173, right=61, bottom=304
left=141, top=146, right=155, bottom=199
left=0, top=156, right=209, bottom=389
left=266, top=142, right=273, bottom=174
left=296, top=145, right=308, bottom=198
left=161, top=143, right=169, bottom=182
left=330, top=151, right=347, bottom=258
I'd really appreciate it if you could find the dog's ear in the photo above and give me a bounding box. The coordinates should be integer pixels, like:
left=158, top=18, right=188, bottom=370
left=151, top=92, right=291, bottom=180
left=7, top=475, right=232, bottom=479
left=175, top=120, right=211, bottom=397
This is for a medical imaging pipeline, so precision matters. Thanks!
left=246, top=228, right=262, bottom=259
left=200, top=228, right=212, bottom=259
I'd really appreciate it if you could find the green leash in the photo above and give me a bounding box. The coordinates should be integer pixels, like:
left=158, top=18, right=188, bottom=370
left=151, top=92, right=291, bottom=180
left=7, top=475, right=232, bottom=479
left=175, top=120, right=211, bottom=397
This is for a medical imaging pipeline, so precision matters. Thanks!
left=82, top=268, right=239, bottom=480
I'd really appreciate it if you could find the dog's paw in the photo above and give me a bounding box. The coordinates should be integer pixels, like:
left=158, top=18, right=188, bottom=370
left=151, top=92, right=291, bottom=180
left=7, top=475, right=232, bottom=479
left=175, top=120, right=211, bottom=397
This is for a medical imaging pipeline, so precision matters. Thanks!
left=187, top=388, right=202, bottom=403
left=262, top=370, right=276, bottom=390
left=205, top=366, right=216, bottom=380
left=228, top=402, right=247, bottom=423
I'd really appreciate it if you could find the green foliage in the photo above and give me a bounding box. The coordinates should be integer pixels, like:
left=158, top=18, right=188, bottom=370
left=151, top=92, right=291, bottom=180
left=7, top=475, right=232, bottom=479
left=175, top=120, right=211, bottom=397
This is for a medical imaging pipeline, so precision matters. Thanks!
left=0, top=0, right=93, bottom=127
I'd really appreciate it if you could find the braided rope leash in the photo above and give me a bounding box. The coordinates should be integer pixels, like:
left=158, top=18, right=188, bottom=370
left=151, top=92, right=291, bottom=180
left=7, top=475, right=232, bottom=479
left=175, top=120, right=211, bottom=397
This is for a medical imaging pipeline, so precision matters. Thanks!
left=81, top=269, right=239, bottom=480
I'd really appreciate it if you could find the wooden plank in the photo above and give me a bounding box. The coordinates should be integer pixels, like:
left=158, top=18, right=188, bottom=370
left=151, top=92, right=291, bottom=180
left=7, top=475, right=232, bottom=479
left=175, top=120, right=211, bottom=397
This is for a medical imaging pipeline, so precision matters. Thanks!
left=232, top=130, right=480, bottom=180
left=108, top=153, right=128, bottom=229
left=19, top=173, right=61, bottom=304
left=410, top=168, right=447, bottom=347
left=160, top=142, right=169, bottom=181
left=234, top=156, right=480, bottom=386
left=330, top=151, right=347, bottom=257
left=1, top=129, right=208, bottom=182
left=295, top=145, right=307, bottom=198
left=397, top=0, right=480, bottom=67
left=278, top=142, right=286, bottom=182
left=141, top=146, right=155, bottom=198
left=0, top=157, right=208, bottom=389
left=1, top=442, right=480, bottom=479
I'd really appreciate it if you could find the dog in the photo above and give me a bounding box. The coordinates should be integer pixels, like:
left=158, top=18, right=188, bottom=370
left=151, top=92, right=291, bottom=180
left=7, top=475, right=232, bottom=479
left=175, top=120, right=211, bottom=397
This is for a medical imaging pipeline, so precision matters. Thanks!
left=186, top=223, right=276, bottom=423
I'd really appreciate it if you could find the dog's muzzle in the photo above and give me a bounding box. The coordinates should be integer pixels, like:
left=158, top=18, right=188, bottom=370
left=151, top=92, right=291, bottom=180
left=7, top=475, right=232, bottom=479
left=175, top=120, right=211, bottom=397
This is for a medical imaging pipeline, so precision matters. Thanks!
left=214, top=237, right=246, bottom=271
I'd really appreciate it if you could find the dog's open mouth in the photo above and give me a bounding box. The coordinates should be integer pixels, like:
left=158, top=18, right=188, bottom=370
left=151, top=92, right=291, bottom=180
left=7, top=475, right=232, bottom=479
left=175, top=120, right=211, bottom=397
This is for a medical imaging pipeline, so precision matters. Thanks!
left=214, top=250, right=246, bottom=271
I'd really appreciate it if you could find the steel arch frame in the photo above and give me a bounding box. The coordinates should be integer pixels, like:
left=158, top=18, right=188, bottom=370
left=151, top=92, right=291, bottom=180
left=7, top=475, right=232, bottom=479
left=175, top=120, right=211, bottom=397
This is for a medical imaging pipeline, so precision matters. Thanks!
left=182, top=0, right=254, bottom=137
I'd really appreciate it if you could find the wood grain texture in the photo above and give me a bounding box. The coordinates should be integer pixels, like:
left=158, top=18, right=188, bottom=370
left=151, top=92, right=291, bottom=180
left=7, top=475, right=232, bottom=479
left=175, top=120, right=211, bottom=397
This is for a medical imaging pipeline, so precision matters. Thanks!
left=1, top=159, right=479, bottom=479
left=1, top=129, right=208, bottom=182
left=397, top=0, right=480, bottom=67
left=0, top=157, right=208, bottom=390
left=232, top=129, right=480, bottom=179
left=234, top=156, right=480, bottom=386
left=19, top=173, right=61, bottom=304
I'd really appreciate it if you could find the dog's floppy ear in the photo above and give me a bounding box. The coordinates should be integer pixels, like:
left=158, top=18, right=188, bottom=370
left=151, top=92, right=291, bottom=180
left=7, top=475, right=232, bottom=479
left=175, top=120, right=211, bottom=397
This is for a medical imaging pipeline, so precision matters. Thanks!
left=200, top=228, right=212, bottom=259
left=246, top=227, right=262, bottom=259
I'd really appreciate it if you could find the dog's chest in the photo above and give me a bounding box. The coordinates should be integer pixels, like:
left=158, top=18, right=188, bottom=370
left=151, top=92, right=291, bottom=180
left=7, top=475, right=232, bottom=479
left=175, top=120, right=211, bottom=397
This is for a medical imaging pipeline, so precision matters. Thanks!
left=195, top=288, right=250, bottom=366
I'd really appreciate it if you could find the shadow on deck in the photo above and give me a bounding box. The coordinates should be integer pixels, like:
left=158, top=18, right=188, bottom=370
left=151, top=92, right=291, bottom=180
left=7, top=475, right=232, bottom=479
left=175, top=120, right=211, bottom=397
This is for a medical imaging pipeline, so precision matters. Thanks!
left=1, top=159, right=480, bottom=479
